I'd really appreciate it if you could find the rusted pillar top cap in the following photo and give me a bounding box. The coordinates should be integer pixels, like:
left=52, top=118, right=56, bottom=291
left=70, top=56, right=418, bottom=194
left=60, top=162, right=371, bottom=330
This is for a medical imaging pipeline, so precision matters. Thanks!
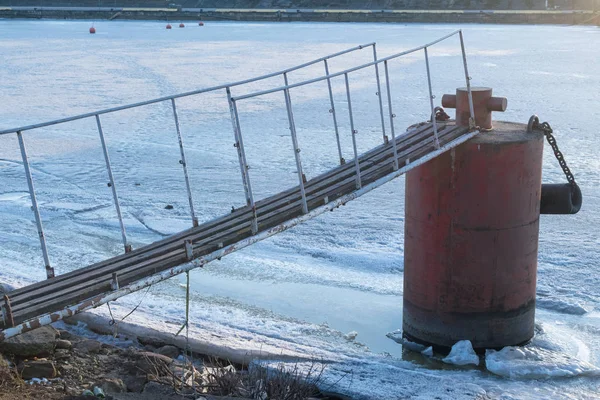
left=441, top=87, right=507, bottom=130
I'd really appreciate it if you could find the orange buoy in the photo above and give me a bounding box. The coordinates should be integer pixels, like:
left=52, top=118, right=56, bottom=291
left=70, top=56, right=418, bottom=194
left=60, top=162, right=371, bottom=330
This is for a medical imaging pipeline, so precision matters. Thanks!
left=89, top=26, right=96, bottom=34
left=166, top=23, right=172, bottom=29
left=179, top=23, right=185, bottom=28
left=198, top=21, right=204, bottom=26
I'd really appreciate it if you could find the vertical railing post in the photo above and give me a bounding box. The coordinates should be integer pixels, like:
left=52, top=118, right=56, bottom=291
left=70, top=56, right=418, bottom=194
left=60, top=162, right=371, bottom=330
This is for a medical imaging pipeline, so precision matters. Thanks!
left=226, top=88, right=258, bottom=234
left=344, top=73, right=362, bottom=190
left=459, top=30, right=476, bottom=129
left=17, top=131, right=55, bottom=279
left=282, top=73, right=309, bottom=214
left=372, top=44, right=388, bottom=144
left=323, top=59, right=345, bottom=165
left=171, top=98, right=199, bottom=228
left=424, top=47, right=441, bottom=149
left=95, top=115, right=132, bottom=253
left=383, top=61, right=399, bottom=171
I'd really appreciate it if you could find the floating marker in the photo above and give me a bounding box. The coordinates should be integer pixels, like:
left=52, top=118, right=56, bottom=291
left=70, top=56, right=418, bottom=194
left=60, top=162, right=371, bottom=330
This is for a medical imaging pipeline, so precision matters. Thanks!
left=89, top=26, right=96, bottom=34
left=166, top=23, right=172, bottom=29
left=199, top=21, right=204, bottom=26
left=179, top=23, right=185, bottom=28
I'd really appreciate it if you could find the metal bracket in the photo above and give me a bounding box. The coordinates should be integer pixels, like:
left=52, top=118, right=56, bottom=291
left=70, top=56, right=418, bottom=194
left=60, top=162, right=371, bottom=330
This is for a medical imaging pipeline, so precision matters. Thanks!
left=46, top=265, right=55, bottom=279
left=185, top=240, right=194, bottom=261
left=3, top=295, right=14, bottom=328
left=111, top=272, right=119, bottom=291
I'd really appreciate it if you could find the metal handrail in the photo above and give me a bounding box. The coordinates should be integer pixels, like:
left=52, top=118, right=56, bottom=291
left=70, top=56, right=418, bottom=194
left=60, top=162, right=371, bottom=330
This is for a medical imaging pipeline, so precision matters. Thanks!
left=2, top=30, right=476, bottom=282
left=0, top=42, right=375, bottom=136
left=230, top=30, right=460, bottom=101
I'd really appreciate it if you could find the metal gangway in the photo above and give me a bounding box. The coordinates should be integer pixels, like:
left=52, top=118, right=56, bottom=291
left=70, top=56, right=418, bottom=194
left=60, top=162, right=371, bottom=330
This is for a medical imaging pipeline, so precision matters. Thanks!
left=0, top=30, right=478, bottom=340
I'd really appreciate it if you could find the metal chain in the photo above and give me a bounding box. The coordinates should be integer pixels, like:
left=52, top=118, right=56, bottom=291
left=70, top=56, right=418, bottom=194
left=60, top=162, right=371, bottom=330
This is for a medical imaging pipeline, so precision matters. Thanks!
left=528, top=116, right=576, bottom=186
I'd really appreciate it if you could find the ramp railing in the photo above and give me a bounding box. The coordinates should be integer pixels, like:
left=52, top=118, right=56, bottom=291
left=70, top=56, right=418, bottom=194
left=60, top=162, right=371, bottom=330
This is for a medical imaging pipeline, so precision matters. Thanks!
left=0, top=30, right=475, bottom=284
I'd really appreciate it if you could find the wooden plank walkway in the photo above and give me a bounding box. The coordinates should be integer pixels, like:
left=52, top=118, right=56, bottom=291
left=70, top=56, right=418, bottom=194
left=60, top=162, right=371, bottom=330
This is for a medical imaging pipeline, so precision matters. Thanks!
left=0, top=121, right=471, bottom=336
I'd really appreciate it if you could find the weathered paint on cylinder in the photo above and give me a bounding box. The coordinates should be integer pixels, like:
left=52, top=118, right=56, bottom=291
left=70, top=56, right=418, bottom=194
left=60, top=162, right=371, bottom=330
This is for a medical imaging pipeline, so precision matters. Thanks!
left=403, top=121, right=543, bottom=351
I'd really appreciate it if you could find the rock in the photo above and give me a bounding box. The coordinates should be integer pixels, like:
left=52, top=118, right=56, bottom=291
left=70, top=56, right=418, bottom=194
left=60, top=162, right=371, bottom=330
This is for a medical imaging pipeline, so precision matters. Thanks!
left=135, top=352, right=173, bottom=373
left=164, top=205, right=174, bottom=210
left=74, top=339, right=103, bottom=354
left=0, top=326, right=58, bottom=357
left=96, top=377, right=126, bottom=394
left=58, top=329, right=74, bottom=340
left=155, top=345, right=179, bottom=359
left=19, top=359, right=57, bottom=379
left=123, top=374, right=147, bottom=393
left=143, top=344, right=157, bottom=353
left=55, top=349, right=71, bottom=361
left=56, top=339, right=73, bottom=350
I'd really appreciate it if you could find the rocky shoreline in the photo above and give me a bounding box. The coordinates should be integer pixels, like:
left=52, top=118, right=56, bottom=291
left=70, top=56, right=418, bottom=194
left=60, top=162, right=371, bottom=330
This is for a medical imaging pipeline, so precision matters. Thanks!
left=0, top=321, right=343, bottom=400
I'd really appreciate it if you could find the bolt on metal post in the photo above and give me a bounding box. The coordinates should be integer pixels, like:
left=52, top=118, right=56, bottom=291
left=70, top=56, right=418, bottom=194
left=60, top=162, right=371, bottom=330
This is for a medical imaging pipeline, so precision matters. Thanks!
left=171, top=98, right=199, bottom=227
left=95, top=115, right=131, bottom=253
left=17, top=131, right=55, bottom=279
left=344, top=73, right=362, bottom=189
left=424, top=47, right=441, bottom=149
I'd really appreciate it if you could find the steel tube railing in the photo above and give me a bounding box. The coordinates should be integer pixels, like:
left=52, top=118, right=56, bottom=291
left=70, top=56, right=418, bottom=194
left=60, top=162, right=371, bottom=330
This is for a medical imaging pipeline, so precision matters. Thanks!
left=383, top=60, right=399, bottom=171
left=283, top=73, right=309, bottom=214
left=231, top=30, right=461, bottom=101
left=372, top=44, right=388, bottom=144
left=323, top=59, right=345, bottom=165
left=95, top=115, right=131, bottom=253
left=459, top=30, right=476, bottom=128
left=171, top=98, right=198, bottom=228
left=0, top=43, right=375, bottom=136
left=226, top=88, right=258, bottom=234
left=344, top=73, right=362, bottom=190
left=424, top=47, right=441, bottom=149
left=283, top=92, right=309, bottom=214
left=16, top=131, right=55, bottom=279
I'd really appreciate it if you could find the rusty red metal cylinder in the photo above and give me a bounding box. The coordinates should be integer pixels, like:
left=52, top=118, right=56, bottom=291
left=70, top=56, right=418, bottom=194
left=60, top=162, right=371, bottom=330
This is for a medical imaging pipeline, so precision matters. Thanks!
left=403, top=122, right=544, bottom=350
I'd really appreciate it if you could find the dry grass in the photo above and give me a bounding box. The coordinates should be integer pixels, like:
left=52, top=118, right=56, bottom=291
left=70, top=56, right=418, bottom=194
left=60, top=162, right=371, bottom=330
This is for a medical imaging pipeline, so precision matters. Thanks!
left=140, top=353, right=332, bottom=399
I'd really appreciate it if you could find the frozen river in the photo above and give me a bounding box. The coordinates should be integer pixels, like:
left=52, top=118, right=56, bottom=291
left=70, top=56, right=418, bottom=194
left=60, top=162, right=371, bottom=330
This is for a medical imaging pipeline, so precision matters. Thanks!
left=1, top=20, right=599, bottom=399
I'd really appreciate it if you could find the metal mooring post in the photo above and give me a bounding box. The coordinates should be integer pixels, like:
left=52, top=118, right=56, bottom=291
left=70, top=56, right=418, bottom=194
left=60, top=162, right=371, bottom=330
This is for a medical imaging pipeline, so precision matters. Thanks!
left=283, top=73, right=309, bottom=214
left=323, top=59, right=345, bottom=165
left=343, top=73, right=362, bottom=189
left=372, top=44, right=388, bottom=144
left=170, top=98, right=199, bottom=228
left=16, top=131, right=55, bottom=279
left=383, top=60, right=399, bottom=171
left=401, top=83, right=563, bottom=353
left=226, top=88, right=258, bottom=234
left=95, top=115, right=132, bottom=253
